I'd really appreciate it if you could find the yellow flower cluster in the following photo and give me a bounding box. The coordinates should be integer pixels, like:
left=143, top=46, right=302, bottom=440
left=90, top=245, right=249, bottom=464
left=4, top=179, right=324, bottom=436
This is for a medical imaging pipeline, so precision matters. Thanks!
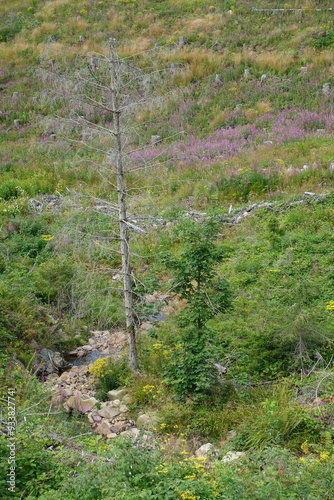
left=142, top=384, right=161, bottom=400
left=41, top=234, right=54, bottom=241
left=89, top=358, right=112, bottom=379
left=326, top=300, right=334, bottom=311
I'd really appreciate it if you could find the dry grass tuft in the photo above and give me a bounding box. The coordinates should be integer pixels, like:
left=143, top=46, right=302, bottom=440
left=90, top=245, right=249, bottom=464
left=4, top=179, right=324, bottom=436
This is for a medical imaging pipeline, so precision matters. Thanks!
left=31, top=22, right=58, bottom=43
left=256, top=51, right=296, bottom=72
left=256, top=100, right=272, bottom=114
left=67, top=17, right=88, bottom=32
left=36, top=0, right=71, bottom=21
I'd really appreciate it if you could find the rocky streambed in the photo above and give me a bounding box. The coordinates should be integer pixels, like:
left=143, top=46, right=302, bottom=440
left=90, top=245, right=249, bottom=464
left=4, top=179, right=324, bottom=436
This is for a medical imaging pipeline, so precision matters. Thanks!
left=44, top=328, right=149, bottom=440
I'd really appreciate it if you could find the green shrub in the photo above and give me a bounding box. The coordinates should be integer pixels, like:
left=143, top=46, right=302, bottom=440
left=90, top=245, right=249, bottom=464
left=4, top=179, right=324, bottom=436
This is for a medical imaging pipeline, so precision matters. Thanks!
left=32, top=256, right=75, bottom=303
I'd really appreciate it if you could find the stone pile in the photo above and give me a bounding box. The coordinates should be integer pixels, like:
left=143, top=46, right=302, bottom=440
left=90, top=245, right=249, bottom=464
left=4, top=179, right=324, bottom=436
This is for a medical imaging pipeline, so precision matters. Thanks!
left=68, top=329, right=127, bottom=359
left=46, top=328, right=142, bottom=439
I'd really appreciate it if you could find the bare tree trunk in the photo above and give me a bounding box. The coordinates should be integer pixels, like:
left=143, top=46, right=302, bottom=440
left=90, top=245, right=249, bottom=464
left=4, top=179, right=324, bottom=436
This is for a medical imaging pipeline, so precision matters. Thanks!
left=110, top=40, right=139, bottom=372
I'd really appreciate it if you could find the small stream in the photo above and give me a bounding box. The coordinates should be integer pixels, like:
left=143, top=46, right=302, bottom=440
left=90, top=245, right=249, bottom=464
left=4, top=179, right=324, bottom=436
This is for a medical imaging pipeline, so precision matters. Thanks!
left=64, top=349, right=107, bottom=367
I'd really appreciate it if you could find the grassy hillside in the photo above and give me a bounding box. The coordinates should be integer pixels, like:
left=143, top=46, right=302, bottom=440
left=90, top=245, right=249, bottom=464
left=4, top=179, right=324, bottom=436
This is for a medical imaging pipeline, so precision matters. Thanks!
left=1, top=1, right=334, bottom=498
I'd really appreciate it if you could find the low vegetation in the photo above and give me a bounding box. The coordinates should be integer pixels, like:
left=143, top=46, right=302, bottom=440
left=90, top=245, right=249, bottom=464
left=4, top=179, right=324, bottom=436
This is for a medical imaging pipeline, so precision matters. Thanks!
left=1, top=0, right=334, bottom=498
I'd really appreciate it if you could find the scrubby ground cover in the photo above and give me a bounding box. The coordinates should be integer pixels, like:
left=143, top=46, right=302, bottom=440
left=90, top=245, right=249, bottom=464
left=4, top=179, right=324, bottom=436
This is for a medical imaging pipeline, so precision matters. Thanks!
left=1, top=0, right=334, bottom=498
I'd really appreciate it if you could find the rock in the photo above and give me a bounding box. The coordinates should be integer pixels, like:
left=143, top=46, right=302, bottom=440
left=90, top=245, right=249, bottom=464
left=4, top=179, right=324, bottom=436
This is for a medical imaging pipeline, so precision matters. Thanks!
left=261, top=74, right=268, bottom=82
left=119, top=405, right=130, bottom=413
left=12, top=92, right=19, bottom=99
left=215, top=74, right=221, bottom=84
left=151, top=135, right=161, bottom=146
left=110, top=399, right=121, bottom=406
left=14, top=120, right=20, bottom=129
left=107, top=388, right=127, bottom=401
left=79, top=35, right=85, bottom=43
left=316, top=129, right=325, bottom=134
left=221, top=451, right=245, bottom=463
left=244, top=68, right=250, bottom=79
left=67, top=394, right=97, bottom=412
left=136, top=414, right=158, bottom=429
left=128, top=427, right=141, bottom=439
left=330, top=163, right=334, bottom=171
left=49, top=59, right=55, bottom=67
left=62, top=388, right=73, bottom=397
left=225, top=430, right=237, bottom=442
left=49, top=134, right=56, bottom=141
left=90, top=57, right=98, bottom=71
left=302, top=165, right=309, bottom=171
left=106, top=432, right=117, bottom=439
left=304, top=192, right=315, bottom=196
left=48, top=34, right=57, bottom=43
left=179, top=36, right=186, bottom=48
left=299, top=66, right=307, bottom=74
left=79, top=365, right=89, bottom=376
left=97, top=406, right=120, bottom=420
left=235, top=104, right=243, bottom=110
left=110, top=422, right=127, bottom=433
left=263, top=140, right=273, bottom=145
left=88, top=412, right=102, bottom=424
left=195, top=443, right=214, bottom=458
left=323, top=83, right=330, bottom=95
left=96, top=419, right=112, bottom=436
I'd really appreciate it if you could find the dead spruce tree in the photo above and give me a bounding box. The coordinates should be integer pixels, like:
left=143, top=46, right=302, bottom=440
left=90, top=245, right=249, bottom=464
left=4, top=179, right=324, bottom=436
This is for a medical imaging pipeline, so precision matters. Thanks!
left=40, top=39, right=185, bottom=372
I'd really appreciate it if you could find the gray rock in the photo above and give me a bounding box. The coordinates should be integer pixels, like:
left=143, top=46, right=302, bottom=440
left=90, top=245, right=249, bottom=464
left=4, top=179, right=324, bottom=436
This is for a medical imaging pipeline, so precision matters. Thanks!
left=67, top=394, right=97, bottom=412
left=300, top=66, right=307, bottom=74
left=330, top=163, right=334, bottom=171
left=110, top=422, right=127, bottom=433
left=14, top=120, right=20, bottom=129
left=215, top=74, right=221, bottom=84
left=79, top=35, right=85, bottom=43
left=221, top=451, right=245, bottom=463
left=195, top=443, right=214, bottom=458
left=48, top=34, right=57, bottom=43
left=95, top=419, right=112, bottom=436
left=316, top=129, right=325, bottom=134
left=90, top=57, right=98, bottom=71
left=244, top=68, right=250, bottom=79
left=12, top=92, right=19, bottom=99
left=151, top=135, right=161, bottom=146
left=235, top=104, right=243, bottom=110
left=179, top=36, right=186, bottom=48
left=97, top=406, right=120, bottom=420
left=261, top=74, right=268, bottom=82
left=107, top=388, right=127, bottom=401
left=323, top=83, right=330, bottom=95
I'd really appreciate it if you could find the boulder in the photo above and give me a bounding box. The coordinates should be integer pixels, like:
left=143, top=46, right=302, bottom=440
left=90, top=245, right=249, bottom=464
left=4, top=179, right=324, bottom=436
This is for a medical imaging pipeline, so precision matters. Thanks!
left=97, top=406, right=120, bottom=420
left=110, top=423, right=127, bottom=433
left=107, top=388, right=127, bottom=401
left=66, top=394, right=97, bottom=412
left=221, top=451, right=245, bottom=463
left=96, top=419, right=112, bottom=436
left=106, top=432, right=117, bottom=439
left=195, top=443, right=214, bottom=458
